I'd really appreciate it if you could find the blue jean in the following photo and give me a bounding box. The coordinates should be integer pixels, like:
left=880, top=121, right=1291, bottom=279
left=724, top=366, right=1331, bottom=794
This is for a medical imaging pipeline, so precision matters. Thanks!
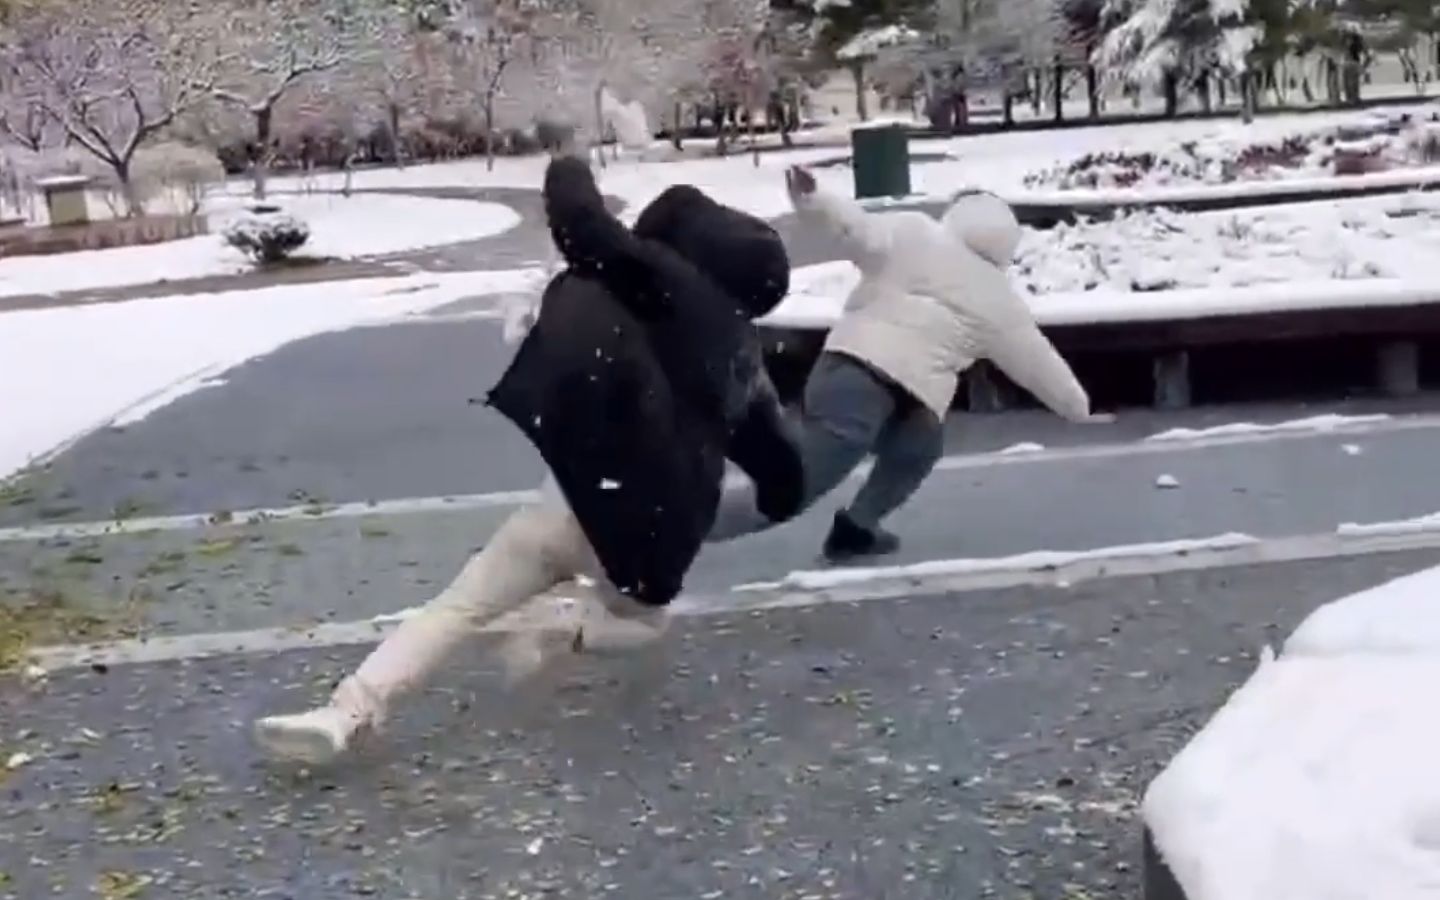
left=707, top=351, right=945, bottom=542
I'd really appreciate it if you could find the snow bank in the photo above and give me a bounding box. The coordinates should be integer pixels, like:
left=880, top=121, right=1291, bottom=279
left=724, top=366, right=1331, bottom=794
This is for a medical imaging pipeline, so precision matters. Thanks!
left=1146, top=414, right=1391, bottom=442
left=1011, top=164, right=1440, bottom=209
left=760, top=533, right=1259, bottom=592
left=1015, top=193, right=1440, bottom=294
left=767, top=260, right=1440, bottom=330
left=1143, top=563, right=1440, bottom=900
left=0, top=192, right=520, bottom=298
left=0, top=268, right=545, bottom=481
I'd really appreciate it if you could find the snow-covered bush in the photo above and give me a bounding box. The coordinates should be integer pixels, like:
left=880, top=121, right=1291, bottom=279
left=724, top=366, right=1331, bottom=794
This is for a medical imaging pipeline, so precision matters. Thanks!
left=223, top=206, right=310, bottom=264
left=132, top=143, right=225, bottom=215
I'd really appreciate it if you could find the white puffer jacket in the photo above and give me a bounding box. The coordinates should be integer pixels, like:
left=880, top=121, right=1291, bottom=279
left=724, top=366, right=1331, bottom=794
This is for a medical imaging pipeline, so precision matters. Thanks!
left=794, top=187, right=1091, bottom=421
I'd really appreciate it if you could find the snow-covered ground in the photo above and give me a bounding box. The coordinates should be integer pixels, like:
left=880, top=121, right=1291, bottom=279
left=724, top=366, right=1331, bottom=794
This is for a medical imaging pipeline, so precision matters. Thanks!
left=1015, top=191, right=1440, bottom=294
left=0, top=268, right=545, bottom=481
left=1022, top=105, right=1440, bottom=192
left=0, top=192, right=520, bottom=298
left=1144, top=562, right=1440, bottom=900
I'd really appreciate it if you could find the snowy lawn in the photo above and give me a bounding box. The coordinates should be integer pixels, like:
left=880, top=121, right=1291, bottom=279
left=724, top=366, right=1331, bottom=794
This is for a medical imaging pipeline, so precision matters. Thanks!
left=1144, top=562, right=1440, bottom=900
left=0, top=268, right=545, bottom=481
left=0, top=192, right=520, bottom=299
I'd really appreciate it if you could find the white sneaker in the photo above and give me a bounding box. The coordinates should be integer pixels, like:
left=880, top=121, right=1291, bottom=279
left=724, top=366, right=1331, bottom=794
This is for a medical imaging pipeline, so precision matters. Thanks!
left=253, top=704, right=369, bottom=765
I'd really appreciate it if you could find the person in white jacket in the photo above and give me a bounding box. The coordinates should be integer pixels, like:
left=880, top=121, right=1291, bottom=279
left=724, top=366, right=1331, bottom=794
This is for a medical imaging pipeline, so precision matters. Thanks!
left=710, top=165, right=1094, bottom=560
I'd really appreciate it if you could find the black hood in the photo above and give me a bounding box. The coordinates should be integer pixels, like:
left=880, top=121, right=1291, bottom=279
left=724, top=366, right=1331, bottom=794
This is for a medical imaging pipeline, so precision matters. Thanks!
left=632, top=184, right=790, bottom=318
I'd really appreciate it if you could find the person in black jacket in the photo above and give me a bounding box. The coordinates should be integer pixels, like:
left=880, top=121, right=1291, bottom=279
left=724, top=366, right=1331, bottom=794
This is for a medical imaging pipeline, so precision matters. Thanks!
left=253, top=156, right=804, bottom=764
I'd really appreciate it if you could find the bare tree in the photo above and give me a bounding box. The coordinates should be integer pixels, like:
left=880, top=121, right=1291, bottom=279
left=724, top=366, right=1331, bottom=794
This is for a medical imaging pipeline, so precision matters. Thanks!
left=0, top=0, right=216, bottom=215
left=208, top=0, right=371, bottom=199
left=354, top=7, right=436, bottom=168
left=439, top=0, right=538, bottom=171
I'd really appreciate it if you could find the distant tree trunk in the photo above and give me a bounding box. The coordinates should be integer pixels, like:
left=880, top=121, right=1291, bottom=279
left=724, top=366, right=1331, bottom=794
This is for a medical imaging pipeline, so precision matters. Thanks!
left=1086, top=62, right=1100, bottom=118
left=113, top=157, right=141, bottom=218
left=1002, top=90, right=1014, bottom=127
left=850, top=61, right=869, bottom=121
left=783, top=86, right=800, bottom=146
left=593, top=83, right=607, bottom=169
left=388, top=102, right=404, bottom=168
left=1163, top=71, right=1179, bottom=117
left=1343, top=34, right=1364, bottom=105
left=672, top=101, right=684, bottom=150
left=1240, top=70, right=1257, bottom=123
left=1031, top=69, right=1042, bottom=116
left=484, top=96, right=497, bottom=172
left=1053, top=57, right=1065, bottom=122
left=1196, top=70, right=1212, bottom=113
left=749, top=103, right=759, bottom=166
left=251, top=105, right=274, bottom=200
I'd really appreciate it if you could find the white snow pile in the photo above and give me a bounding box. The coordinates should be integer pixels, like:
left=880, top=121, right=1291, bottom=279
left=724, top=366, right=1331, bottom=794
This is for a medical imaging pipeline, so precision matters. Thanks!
left=755, top=533, right=1260, bottom=592
left=1024, top=105, right=1440, bottom=192
left=0, top=192, right=520, bottom=298
left=1144, top=563, right=1440, bottom=900
left=0, top=268, right=545, bottom=481
left=1014, top=193, right=1440, bottom=294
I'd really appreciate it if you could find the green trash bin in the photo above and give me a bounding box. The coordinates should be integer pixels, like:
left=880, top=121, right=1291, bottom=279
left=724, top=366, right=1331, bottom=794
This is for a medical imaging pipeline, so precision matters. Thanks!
left=851, top=124, right=911, bottom=200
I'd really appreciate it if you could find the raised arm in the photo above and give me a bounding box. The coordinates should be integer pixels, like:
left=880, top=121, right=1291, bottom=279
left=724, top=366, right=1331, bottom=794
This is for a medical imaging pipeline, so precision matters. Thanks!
left=543, top=156, right=669, bottom=317
left=786, top=165, right=892, bottom=271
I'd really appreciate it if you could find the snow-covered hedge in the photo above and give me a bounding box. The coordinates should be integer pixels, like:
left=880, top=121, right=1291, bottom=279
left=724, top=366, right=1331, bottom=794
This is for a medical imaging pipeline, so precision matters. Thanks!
left=223, top=206, right=310, bottom=264
left=1012, top=198, right=1423, bottom=295
left=1026, top=107, right=1440, bottom=191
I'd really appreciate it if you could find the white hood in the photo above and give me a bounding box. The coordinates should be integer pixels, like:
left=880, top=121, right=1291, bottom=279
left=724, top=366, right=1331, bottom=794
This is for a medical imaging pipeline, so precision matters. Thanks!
left=941, top=191, right=1020, bottom=267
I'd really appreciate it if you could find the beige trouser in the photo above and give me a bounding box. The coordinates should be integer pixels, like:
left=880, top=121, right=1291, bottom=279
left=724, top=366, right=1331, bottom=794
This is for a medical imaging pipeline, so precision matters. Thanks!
left=334, top=496, right=667, bottom=723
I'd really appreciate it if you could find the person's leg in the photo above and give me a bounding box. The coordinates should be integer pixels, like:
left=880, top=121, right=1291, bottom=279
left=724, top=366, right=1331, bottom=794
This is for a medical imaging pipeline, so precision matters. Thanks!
left=842, top=403, right=945, bottom=532
left=254, top=500, right=593, bottom=763
left=706, top=352, right=897, bottom=542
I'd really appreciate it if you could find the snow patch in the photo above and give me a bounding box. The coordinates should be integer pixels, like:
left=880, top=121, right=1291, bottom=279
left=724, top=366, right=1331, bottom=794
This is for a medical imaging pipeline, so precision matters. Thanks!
left=0, top=268, right=545, bottom=481
left=1155, top=474, right=1181, bottom=489
left=999, top=442, right=1045, bottom=455
left=1143, top=562, right=1440, bottom=900
left=768, top=533, right=1259, bottom=591
left=1146, top=414, right=1392, bottom=443
left=1335, top=510, right=1440, bottom=539
left=0, top=192, right=520, bottom=299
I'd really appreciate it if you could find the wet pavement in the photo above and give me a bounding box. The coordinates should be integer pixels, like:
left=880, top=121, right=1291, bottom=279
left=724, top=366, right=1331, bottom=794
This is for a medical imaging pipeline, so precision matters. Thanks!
left=6, top=549, right=1437, bottom=899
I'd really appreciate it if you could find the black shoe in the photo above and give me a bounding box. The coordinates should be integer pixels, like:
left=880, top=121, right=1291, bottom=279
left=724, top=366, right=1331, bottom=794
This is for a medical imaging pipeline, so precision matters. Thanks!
left=822, top=511, right=901, bottom=563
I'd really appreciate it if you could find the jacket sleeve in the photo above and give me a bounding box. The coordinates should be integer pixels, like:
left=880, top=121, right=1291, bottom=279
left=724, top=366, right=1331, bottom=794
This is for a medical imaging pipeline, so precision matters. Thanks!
left=986, top=315, right=1093, bottom=423
left=792, top=185, right=892, bottom=272
left=543, top=156, right=669, bottom=318
left=725, top=375, right=806, bottom=524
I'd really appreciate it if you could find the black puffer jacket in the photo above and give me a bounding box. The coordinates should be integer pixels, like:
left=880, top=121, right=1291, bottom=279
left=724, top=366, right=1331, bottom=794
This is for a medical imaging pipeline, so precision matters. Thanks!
left=486, top=156, right=803, bottom=606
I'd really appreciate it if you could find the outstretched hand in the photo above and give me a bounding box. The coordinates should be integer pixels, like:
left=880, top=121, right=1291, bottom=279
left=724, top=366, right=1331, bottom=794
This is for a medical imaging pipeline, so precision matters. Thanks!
left=785, top=165, right=817, bottom=205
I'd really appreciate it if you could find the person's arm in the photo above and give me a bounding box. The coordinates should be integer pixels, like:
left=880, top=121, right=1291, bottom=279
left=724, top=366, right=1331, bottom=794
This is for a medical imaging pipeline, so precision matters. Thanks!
left=543, top=155, right=670, bottom=318
left=786, top=165, right=891, bottom=271
left=985, top=313, right=1093, bottom=423
left=723, top=347, right=806, bottom=523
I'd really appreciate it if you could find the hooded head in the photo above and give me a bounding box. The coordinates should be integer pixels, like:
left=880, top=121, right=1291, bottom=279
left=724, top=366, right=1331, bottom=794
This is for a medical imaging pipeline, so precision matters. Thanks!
left=940, top=189, right=1020, bottom=267
left=632, top=184, right=790, bottom=318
